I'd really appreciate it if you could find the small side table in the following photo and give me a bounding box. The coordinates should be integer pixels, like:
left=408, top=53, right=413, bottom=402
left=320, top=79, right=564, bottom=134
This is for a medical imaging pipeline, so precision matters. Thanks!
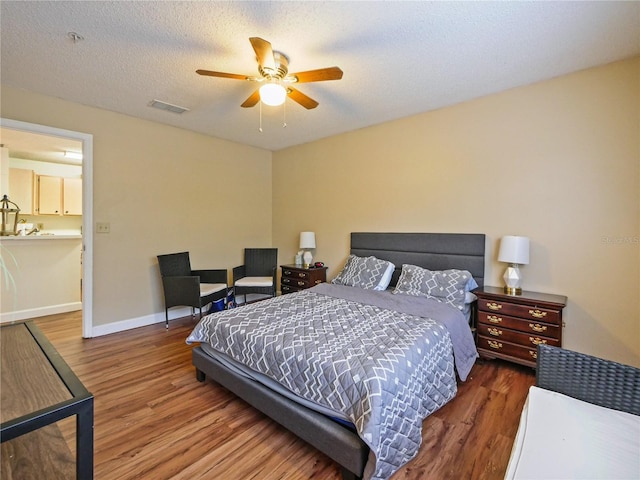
left=1, top=321, right=94, bottom=479
left=474, top=286, right=567, bottom=368
left=280, top=264, right=328, bottom=294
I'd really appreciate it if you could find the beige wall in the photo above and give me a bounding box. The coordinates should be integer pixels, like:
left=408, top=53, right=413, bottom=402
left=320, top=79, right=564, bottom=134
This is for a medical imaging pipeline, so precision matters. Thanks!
left=1, top=85, right=272, bottom=327
left=1, top=58, right=637, bottom=366
left=273, top=57, right=640, bottom=367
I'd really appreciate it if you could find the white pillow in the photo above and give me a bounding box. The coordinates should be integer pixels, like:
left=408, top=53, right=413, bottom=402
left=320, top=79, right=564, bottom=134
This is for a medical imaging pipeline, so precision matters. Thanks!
left=374, top=261, right=395, bottom=291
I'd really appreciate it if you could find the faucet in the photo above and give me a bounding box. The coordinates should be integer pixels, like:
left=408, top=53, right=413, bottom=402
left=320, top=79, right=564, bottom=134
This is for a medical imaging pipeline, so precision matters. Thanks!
left=26, top=227, right=39, bottom=235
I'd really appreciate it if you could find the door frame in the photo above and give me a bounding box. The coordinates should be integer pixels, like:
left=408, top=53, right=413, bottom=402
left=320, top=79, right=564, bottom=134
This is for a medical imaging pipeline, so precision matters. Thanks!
left=1, top=118, right=93, bottom=338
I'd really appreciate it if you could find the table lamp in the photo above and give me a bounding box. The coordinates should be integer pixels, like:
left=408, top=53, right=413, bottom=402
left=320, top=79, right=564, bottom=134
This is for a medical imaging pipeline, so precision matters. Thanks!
left=299, top=232, right=316, bottom=267
left=498, top=235, right=530, bottom=295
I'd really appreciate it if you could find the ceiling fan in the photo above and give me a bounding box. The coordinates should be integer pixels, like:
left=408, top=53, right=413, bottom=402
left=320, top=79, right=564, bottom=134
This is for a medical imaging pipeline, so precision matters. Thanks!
left=196, top=37, right=343, bottom=110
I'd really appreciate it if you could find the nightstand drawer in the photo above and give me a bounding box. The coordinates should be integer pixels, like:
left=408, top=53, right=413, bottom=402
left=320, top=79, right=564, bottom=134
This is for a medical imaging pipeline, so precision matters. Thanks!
left=477, top=336, right=539, bottom=365
left=282, top=268, right=311, bottom=280
left=476, top=323, right=560, bottom=348
left=478, top=312, right=561, bottom=338
left=478, top=300, right=561, bottom=325
left=281, top=276, right=313, bottom=289
left=281, top=284, right=302, bottom=294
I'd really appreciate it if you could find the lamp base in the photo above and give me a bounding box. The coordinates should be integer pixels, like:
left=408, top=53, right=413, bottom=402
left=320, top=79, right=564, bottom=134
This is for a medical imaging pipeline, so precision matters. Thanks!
left=303, top=251, right=313, bottom=268
left=503, top=286, right=523, bottom=295
left=503, top=264, right=523, bottom=296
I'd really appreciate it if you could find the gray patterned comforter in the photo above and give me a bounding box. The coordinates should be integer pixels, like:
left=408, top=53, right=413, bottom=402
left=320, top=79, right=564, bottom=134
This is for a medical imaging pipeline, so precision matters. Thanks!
left=186, top=283, right=478, bottom=480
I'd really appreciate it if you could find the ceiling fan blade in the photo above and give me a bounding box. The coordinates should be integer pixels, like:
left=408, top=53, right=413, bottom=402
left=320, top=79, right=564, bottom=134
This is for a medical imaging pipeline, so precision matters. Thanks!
left=241, top=89, right=261, bottom=108
left=249, top=37, right=275, bottom=71
left=289, top=67, right=343, bottom=83
left=196, top=69, right=249, bottom=80
left=287, top=87, right=319, bottom=109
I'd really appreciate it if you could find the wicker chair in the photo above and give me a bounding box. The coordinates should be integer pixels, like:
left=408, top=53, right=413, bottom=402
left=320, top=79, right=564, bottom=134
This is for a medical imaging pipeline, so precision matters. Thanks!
left=232, top=248, right=278, bottom=306
left=536, top=343, right=640, bottom=415
left=157, top=252, right=227, bottom=328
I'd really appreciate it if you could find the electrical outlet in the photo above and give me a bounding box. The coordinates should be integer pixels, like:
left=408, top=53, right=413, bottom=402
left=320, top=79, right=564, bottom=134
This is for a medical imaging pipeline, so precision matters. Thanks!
left=96, top=222, right=110, bottom=233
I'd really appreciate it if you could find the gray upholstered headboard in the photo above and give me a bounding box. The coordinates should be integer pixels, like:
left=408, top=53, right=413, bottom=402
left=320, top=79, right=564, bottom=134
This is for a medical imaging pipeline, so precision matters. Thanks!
left=350, top=232, right=486, bottom=288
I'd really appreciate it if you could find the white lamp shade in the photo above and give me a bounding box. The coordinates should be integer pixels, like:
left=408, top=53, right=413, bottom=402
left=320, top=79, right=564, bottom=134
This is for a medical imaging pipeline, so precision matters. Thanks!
left=259, top=83, right=287, bottom=106
left=498, top=236, right=530, bottom=265
left=299, top=231, right=316, bottom=249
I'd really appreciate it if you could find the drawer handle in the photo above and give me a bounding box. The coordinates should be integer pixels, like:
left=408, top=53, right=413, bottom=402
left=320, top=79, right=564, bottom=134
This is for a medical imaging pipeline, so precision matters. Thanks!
left=297, top=281, right=305, bottom=286
left=529, top=309, right=547, bottom=319
left=298, top=273, right=306, bottom=278
left=487, top=302, right=502, bottom=311
left=529, top=337, right=547, bottom=346
left=529, top=351, right=537, bottom=360
left=487, top=315, right=502, bottom=324
left=284, top=270, right=291, bottom=275
left=529, top=323, right=547, bottom=333
left=488, top=340, right=503, bottom=350
left=282, top=278, right=291, bottom=284
left=314, top=280, right=322, bottom=284
left=488, top=327, right=502, bottom=337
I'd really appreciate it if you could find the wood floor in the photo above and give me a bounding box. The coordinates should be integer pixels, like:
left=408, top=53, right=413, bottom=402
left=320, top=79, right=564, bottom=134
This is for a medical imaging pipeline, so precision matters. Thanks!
left=31, top=311, right=535, bottom=480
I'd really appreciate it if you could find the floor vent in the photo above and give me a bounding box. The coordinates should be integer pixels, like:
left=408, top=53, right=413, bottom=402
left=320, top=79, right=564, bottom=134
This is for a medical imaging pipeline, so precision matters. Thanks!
left=149, top=99, right=189, bottom=114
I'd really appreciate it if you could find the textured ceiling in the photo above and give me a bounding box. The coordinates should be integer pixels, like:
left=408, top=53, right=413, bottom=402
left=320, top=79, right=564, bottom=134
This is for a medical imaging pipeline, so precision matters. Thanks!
left=1, top=1, right=639, bottom=152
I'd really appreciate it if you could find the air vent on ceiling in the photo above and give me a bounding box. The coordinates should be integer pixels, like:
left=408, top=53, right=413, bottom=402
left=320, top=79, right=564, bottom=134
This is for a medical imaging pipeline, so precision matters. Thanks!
left=149, top=99, right=189, bottom=114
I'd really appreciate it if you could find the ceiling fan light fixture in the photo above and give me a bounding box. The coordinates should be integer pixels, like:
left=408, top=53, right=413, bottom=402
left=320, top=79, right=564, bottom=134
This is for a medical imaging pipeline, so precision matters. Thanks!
left=259, top=82, right=287, bottom=106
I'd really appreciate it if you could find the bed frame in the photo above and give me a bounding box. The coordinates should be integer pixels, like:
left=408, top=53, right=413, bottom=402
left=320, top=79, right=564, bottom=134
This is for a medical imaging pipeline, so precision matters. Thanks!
left=192, top=232, right=486, bottom=480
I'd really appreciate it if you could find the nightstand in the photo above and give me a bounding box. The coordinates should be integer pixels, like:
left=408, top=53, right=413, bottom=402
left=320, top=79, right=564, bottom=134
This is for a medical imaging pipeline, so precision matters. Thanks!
left=474, top=286, right=567, bottom=368
left=280, top=264, right=327, bottom=294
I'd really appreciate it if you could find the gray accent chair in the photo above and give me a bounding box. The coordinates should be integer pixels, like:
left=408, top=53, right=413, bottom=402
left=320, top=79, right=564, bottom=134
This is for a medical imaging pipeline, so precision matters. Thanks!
left=157, top=252, right=227, bottom=328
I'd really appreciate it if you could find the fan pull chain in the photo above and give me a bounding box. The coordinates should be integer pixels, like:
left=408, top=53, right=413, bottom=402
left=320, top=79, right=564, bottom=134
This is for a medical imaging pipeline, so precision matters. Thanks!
left=259, top=101, right=263, bottom=133
left=282, top=100, right=287, bottom=128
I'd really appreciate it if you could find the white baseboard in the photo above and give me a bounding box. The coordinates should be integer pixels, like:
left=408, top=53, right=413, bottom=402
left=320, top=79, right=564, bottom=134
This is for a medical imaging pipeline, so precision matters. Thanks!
left=3, top=304, right=209, bottom=337
left=90, top=307, right=195, bottom=337
left=0, top=302, right=82, bottom=324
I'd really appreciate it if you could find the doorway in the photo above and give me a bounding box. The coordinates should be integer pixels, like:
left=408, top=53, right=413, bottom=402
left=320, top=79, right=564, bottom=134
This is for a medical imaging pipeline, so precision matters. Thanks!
left=1, top=118, right=93, bottom=337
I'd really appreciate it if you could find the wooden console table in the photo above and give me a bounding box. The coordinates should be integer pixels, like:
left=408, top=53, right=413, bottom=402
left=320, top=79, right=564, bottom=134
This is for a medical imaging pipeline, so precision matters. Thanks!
left=1, top=321, right=94, bottom=479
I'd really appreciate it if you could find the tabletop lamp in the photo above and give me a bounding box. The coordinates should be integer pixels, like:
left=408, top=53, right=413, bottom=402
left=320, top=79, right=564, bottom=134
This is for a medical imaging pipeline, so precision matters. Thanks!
left=498, top=235, right=530, bottom=295
left=299, top=232, right=316, bottom=267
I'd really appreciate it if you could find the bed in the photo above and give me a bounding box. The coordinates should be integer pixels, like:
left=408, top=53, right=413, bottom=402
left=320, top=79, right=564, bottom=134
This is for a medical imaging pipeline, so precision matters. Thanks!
left=505, top=344, right=640, bottom=479
left=189, top=232, right=486, bottom=480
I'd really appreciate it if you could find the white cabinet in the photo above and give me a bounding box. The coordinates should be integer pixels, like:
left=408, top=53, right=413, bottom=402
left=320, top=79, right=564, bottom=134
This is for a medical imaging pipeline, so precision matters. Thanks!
left=63, top=178, right=82, bottom=215
left=8, top=168, right=35, bottom=215
left=37, top=175, right=62, bottom=215
left=35, top=175, right=82, bottom=216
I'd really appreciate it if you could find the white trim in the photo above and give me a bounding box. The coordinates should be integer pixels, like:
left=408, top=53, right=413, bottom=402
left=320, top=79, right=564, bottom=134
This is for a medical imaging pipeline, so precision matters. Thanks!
left=91, top=308, right=195, bottom=337
left=0, top=302, right=82, bottom=324
left=0, top=118, right=94, bottom=338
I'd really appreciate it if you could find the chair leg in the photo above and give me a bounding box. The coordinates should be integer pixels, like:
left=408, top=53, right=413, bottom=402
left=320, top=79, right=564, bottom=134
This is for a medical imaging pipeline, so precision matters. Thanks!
left=165, top=309, right=169, bottom=329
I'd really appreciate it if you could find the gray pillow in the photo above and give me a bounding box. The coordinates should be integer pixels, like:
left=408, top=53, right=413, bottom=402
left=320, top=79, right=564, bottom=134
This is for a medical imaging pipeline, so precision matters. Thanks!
left=393, top=264, right=475, bottom=311
left=331, top=255, right=395, bottom=290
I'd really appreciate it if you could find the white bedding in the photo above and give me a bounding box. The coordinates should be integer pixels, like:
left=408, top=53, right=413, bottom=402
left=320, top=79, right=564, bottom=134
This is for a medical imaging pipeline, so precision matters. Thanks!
left=505, top=386, right=640, bottom=479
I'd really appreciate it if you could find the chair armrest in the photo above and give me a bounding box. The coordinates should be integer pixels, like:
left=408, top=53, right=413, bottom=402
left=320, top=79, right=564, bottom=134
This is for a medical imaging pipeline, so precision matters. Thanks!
left=162, top=276, right=201, bottom=307
left=193, top=269, right=227, bottom=285
left=232, top=265, right=246, bottom=284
